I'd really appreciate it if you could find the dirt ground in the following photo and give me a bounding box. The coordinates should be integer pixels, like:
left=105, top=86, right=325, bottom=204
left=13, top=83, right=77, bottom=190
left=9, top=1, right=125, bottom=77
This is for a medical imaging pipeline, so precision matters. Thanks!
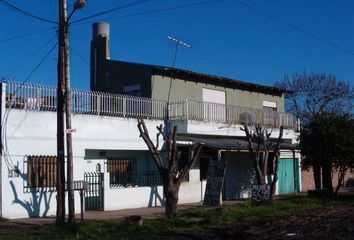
left=178, top=202, right=354, bottom=240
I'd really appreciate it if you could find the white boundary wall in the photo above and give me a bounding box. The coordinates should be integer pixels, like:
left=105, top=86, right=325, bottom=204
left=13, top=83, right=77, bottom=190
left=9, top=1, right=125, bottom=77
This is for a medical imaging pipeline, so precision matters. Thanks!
left=0, top=106, right=298, bottom=219
left=1, top=107, right=208, bottom=219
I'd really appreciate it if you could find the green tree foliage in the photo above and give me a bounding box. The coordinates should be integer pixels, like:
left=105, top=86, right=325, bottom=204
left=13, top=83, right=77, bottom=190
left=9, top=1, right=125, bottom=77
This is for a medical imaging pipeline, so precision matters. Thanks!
left=300, top=113, right=354, bottom=196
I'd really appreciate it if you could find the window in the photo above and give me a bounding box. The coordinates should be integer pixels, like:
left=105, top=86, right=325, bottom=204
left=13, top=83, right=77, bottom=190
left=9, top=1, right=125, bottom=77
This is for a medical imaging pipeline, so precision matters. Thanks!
left=263, top=101, right=277, bottom=127
left=123, top=84, right=141, bottom=96
left=107, top=158, right=162, bottom=187
left=199, top=157, right=211, bottom=181
left=177, top=146, right=192, bottom=182
left=27, top=156, right=57, bottom=188
left=107, top=158, right=135, bottom=187
left=202, top=88, right=226, bottom=122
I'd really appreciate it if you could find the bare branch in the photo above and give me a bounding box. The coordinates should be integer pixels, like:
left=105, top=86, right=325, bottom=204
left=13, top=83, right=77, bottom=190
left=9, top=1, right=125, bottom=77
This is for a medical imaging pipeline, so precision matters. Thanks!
left=137, top=119, right=164, bottom=170
left=156, top=124, right=169, bottom=143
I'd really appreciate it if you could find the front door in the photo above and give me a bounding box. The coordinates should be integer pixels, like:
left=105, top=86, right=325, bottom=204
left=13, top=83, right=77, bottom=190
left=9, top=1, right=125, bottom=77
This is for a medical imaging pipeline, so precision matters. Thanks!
left=84, top=172, right=104, bottom=210
left=278, top=158, right=299, bottom=194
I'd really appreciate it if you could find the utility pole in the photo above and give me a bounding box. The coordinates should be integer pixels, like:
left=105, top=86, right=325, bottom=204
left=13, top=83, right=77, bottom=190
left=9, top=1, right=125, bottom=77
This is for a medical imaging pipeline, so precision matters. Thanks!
left=58, top=0, right=86, bottom=224
left=57, top=0, right=67, bottom=224
left=64, top=4, right=75, bottom=224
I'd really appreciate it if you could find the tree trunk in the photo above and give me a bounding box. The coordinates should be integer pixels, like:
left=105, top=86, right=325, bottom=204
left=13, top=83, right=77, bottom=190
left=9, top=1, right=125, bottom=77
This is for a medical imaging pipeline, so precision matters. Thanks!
left=313, top=164, right=321, bottom=190
left=164, top=183, right=180, bottom=218
left=334, top=167, right=346, bottom=198
left=322, top=163, right=333, bottom=191
left=270, top=155, right=279, bottom=198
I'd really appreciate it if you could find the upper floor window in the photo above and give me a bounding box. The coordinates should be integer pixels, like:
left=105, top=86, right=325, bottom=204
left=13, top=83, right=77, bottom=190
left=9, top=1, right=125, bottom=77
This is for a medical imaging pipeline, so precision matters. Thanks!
left=123, top=84, right=141, bottom=96
left=263, top=101, right=277, bottom=112
left=202, top=88, right=225, bottom=104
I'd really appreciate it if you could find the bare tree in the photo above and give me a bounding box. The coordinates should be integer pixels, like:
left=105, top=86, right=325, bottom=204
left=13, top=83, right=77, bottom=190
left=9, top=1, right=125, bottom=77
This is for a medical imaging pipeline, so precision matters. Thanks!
left=275, top=72, right=353, bottom=190
left=242, top=124, right=284, bottom=198
left=274, top=72, right=353, bottom=123
left=137, top=119, right=202, bottom=218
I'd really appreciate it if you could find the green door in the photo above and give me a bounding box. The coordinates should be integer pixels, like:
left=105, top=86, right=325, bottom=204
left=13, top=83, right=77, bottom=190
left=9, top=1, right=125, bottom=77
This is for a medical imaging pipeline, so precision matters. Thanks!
left=278, top=158, right=299, bottom=194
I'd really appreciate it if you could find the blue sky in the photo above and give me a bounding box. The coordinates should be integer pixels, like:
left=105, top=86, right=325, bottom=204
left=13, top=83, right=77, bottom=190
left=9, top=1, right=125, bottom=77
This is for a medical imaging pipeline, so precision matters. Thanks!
left=0, top=0, right=353, bottom=90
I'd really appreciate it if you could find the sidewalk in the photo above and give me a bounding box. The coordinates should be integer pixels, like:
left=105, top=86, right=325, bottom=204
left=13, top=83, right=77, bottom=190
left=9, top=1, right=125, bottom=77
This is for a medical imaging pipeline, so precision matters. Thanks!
left=6, top=194, right=309, bottom=226
left=9, top=202, right=203, bottom=226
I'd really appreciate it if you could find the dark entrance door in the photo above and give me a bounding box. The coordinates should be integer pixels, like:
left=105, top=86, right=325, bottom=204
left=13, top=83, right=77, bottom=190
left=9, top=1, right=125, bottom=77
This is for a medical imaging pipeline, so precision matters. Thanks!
left=84, top=172, right=104, bottom=210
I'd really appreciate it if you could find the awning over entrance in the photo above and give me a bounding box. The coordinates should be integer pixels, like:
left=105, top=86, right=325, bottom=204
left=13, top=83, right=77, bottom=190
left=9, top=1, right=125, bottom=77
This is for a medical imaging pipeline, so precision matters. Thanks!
left=183, top=137, right=298, bottom=151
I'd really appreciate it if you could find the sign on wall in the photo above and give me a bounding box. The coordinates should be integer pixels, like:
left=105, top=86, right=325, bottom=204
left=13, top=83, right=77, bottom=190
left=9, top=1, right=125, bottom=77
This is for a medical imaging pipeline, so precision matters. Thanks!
left=251, top=184, right=271, bottom=205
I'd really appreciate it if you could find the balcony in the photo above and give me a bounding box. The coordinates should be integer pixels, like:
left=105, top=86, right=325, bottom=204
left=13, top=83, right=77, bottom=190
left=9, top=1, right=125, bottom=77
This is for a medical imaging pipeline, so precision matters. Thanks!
left=3, top=81, right=296, bottom=130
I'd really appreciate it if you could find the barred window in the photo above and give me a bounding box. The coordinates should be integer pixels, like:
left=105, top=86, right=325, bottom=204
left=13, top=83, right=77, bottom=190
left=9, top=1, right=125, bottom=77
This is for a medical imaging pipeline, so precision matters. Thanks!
left=107, top=158, right=162, bottom=187
left=27, top=156, right=57, bottom=188
left=107, top=158, right=136, bottom=187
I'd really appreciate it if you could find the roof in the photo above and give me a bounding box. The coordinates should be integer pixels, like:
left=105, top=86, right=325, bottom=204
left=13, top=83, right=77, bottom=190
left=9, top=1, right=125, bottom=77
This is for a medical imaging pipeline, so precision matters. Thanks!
left=152, top=66, right=287, bottom=95
left=183, top=137, right=298, bottom=151
left=107, top=59, right=288, bottom=95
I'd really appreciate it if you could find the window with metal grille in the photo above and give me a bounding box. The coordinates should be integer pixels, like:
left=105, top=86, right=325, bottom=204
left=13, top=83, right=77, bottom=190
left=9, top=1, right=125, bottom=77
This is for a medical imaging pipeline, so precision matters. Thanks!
left=26, top=156, right=57, bottom=189
left=107, top=158, right=136, bottom=187
left=107, top=158, right=162, bottom=187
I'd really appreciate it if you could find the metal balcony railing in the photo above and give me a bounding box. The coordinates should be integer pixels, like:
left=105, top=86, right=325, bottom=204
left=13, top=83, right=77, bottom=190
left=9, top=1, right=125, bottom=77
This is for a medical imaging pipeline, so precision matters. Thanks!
left=3, top=81, right=296, bottom=129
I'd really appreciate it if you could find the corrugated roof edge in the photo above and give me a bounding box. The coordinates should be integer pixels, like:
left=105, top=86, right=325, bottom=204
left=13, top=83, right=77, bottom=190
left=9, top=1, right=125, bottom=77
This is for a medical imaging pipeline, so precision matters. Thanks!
left=107, top=59, right=291, bottom=95
left=152, top=67, right=290, bottom=95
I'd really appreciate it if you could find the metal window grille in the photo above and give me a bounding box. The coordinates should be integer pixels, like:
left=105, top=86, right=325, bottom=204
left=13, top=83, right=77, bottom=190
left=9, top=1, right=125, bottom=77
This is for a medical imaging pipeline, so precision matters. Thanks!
left=26, top=155, right=57, bottom=191
left=107, top=158, right=162, bottom=188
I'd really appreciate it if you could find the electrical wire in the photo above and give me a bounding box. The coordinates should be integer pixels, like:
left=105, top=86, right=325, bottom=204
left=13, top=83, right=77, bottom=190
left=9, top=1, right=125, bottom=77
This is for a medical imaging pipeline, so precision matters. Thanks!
left=233, top=0, right=354, bottom=57
left=71, top=47, right=90, bottom=66
left=72, top=0, right=225, bottom=26
left=0, top=27, right=56, bottom=44
left=1, top=42, right=58, bottom=170
left=5, top=35, right=57, bottom=78
left=0, top=0, right=57, bottom=24
left=106, top=0, right=225, bottom=21
left=70, top=0, right=151, bottom=24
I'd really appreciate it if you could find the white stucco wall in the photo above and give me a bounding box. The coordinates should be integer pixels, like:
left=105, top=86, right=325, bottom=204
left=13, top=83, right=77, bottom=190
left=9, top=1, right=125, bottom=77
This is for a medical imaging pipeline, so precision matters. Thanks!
left=1, top=108, right=209, bottom=219
left=1, top=106, right=299, bottom=219
left=171, top=120, right=297, bottom=140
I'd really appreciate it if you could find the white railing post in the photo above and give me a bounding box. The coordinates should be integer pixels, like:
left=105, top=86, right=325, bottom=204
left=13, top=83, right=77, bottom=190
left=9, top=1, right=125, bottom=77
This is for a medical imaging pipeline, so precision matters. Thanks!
left=97, top=93, right=101, bottom=115
left=123, top=96, right=126, bottom=118
left=185, top=99, right=189, bottom=119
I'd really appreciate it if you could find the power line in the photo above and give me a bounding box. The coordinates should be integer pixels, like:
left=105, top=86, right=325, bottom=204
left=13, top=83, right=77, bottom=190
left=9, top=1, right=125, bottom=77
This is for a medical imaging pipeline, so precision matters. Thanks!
left=70, top=0, right=151, bottom=24
left=1, top=42, right=57, bottom=171
left=0, top=0, right=57, bottom=24
left=5, top=36, right=57, bottom=78
left=233, top=0, right=354, bottom=57
left=17, top=43, right=57, bottom=88
left=73, top=0, right=225, bottom=26
left=0, top=27, right=56, bottom=44
left=71, top=47, right=89, bottom=65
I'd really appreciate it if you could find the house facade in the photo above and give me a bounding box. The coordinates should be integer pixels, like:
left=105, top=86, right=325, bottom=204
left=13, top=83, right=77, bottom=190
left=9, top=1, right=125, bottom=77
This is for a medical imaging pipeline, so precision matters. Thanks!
left=0, top=22, right=301, bottom=219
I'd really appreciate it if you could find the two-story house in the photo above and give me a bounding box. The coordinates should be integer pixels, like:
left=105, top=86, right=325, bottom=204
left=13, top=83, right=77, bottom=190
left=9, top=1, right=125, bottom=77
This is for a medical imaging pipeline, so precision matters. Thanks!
left=0, top=22, right=300, bottom=219
left=89, top=22, right=300, bottom=200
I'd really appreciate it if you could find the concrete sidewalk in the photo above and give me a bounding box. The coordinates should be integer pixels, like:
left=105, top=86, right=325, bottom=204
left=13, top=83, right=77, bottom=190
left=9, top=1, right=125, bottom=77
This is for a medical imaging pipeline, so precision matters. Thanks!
left=10, top=202, right=203, bottom=226
left=5, top=193, right=313, bottom=226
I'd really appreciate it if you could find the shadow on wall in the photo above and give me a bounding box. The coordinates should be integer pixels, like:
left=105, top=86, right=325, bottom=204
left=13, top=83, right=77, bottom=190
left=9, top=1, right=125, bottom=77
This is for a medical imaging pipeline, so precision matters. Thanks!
left=148, top=186, right=165, bottom=207
left=9, top=170, right=53, bottom=218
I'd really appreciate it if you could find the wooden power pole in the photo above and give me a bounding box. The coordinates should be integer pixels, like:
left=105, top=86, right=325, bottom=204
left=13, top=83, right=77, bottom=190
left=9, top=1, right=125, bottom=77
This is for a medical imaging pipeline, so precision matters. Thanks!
left=58, top=0, right=76, bottom=224
left=57, top=0, right=67, bottom=224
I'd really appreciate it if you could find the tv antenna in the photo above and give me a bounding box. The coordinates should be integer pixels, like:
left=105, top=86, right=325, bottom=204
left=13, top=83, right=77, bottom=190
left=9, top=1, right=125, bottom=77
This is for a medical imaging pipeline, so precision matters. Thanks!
left=167, top=36, right=192, bottom=102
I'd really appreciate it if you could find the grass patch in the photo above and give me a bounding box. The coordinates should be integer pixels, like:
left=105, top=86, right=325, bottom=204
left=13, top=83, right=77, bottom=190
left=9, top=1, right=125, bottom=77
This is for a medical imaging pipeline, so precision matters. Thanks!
left=7, top=196, right=353, bottom=240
